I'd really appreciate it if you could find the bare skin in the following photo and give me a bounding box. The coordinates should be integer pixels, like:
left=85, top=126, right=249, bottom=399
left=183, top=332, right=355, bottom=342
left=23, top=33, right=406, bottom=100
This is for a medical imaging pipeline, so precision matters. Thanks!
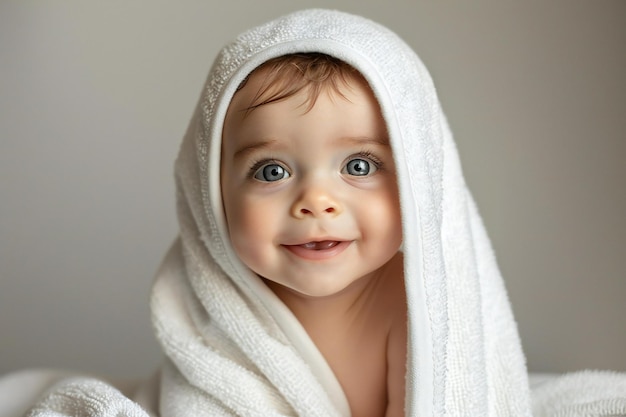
left=221, top=68, right=407, bottom=416
left=266, top=252, right=406, bottom=417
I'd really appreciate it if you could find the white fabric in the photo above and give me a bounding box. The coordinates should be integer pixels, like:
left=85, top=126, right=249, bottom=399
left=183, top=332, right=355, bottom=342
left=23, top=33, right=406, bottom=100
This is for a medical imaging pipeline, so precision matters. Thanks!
left=0, top=370, right=75, bottom=417
left=531, top=371, right=626, bottom=417
left=8, top=8, right=626, bottom=417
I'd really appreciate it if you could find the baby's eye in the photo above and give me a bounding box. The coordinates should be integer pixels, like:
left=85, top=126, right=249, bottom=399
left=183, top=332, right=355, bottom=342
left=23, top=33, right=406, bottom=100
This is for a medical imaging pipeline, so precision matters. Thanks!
left=253, top=163, right=290, bottom=182
left=343, top=158, right=378, bottom=177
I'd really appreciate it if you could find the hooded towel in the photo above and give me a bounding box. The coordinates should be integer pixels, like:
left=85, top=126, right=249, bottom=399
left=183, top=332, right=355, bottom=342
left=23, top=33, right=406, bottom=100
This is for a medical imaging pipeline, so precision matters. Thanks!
left=17, top=8, right=626, bottom=417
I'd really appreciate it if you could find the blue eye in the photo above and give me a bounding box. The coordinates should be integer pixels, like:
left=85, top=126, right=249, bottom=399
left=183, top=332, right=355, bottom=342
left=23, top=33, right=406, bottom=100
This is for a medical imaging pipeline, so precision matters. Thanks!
left=344, top=158, right=377, bottom=176
left=253, top=163, right=290, bottom=182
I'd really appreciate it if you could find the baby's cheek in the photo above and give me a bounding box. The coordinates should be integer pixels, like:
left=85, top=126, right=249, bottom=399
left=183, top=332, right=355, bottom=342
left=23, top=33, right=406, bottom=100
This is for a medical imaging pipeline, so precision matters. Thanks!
left=238, top=201, right=270, bottom=237
left=228, top=205, right=268, bottom=265
left=369, top=193, right=402, bottom=243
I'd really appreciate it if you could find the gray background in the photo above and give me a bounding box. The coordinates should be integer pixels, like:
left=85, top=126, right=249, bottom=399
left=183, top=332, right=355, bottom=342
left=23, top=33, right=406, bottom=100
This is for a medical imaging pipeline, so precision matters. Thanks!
left=1, top=1, right=624, bottom=379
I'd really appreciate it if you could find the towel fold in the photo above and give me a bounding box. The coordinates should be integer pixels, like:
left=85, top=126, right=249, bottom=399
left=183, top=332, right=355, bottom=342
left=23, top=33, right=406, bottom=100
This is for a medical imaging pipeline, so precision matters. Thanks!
left=25, top=378, right=148, bottom=417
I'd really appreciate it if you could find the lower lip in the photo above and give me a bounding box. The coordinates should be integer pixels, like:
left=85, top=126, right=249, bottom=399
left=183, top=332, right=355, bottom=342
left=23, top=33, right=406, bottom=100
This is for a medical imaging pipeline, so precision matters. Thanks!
left=282, top=241, right=351, bottom=261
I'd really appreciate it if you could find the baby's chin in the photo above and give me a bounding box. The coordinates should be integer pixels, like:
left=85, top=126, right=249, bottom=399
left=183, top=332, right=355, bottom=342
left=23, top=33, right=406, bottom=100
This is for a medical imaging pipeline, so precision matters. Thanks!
left=259, top=268, right=387, bottom=301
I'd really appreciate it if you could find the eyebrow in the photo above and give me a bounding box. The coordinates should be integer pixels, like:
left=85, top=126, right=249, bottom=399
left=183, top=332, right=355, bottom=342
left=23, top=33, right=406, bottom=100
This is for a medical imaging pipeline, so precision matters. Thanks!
left=231, top=136, right=389, bottom=160
left=339, top=136, right=390, bottom=147
left=233, top=139, right=279, bottom=160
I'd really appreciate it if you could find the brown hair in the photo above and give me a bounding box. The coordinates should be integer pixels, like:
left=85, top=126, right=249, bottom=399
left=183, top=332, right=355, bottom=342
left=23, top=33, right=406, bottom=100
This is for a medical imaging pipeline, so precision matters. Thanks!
left=238, top=53, right=364, bottom=115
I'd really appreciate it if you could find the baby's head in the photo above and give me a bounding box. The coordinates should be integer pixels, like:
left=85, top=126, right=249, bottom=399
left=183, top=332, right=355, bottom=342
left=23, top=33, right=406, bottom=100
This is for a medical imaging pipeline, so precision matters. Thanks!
left=220, top=53, right=402, bottom=298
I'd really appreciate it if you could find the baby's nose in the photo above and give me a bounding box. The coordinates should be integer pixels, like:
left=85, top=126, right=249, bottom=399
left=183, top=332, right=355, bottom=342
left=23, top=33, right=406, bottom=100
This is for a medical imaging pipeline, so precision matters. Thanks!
left=291, top=187, right=343, bottom=219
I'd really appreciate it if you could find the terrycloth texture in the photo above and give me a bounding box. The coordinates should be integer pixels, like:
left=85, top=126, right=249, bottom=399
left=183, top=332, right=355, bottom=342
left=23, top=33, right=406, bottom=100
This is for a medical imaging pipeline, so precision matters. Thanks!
left=24, top=378, right=148, bottom=417
left=532, top=371, right=626, bottom=417
left=18, top=8, right=626, bottom=417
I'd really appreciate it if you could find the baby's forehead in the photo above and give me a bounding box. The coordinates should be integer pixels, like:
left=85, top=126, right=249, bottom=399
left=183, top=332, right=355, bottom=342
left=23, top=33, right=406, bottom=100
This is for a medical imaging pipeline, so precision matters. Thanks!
left=222, top=83, right=389, bottom=159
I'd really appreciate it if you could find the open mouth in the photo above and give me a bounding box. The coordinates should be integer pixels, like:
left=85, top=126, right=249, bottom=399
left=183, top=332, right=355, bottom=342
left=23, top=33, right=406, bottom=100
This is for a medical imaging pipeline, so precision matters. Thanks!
left=298, top=240, right=340, bottom=250
left=283, top=240, right=351, bottom=260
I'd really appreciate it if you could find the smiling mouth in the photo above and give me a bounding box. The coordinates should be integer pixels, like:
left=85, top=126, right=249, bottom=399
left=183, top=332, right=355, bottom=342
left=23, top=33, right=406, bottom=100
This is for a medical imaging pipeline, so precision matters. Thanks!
left=282, top=240, right=351, bottom=260
left=298, top=240, right=340, bottom=250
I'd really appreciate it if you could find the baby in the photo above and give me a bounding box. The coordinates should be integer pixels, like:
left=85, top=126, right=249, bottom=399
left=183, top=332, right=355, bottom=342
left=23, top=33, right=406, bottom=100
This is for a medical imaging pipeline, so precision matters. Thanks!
left=11, top=9, right=626, bottom=417
left=220, top=53, right=407, bottom=417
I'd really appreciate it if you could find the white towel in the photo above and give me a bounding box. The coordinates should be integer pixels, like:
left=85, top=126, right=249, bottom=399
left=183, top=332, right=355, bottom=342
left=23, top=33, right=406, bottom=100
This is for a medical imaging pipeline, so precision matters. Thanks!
left=17, top=8, right=626, bottom=417
left=532, top=371, right=626, bottom=417
left=24, top=378, right=147, bottom=417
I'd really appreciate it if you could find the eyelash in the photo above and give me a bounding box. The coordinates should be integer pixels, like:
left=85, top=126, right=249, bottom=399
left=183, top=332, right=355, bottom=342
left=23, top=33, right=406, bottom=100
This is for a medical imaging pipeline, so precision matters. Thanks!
left=352, top=151, right=383, bottom=170
left=247, top=158, right=285, bottom=179
left=245, top=151, right=384, bottom=178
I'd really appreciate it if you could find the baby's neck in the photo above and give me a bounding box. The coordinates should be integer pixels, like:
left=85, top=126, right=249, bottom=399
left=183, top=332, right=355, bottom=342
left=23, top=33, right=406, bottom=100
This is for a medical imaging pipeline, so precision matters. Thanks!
left=265, top=266, right=383, bottom=330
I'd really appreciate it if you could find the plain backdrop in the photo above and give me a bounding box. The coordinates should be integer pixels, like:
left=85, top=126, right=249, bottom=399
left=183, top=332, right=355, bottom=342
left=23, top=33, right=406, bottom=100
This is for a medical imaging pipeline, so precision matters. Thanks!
left=1, top=1, right=624, bottom=379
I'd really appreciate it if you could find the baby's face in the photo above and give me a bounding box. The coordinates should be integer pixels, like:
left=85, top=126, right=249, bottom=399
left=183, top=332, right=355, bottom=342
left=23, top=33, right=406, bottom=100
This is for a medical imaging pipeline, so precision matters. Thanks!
left=220, top=71, right=402, bottom=297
